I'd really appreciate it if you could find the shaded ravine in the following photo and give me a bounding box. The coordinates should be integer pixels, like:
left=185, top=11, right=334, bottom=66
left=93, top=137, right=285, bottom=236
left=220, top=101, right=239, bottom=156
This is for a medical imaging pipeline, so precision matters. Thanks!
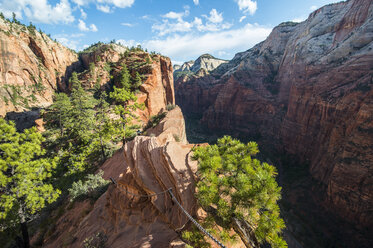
left=182, top=112, right=372, bottom=248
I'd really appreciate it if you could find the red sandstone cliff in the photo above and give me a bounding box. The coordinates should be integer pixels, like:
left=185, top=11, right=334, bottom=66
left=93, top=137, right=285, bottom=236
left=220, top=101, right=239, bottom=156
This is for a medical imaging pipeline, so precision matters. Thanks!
left=0, top=18, right=79, bottom=117
left=40, top=107, right=197, bottom=248
left=176, top=0, right=373, bottom=232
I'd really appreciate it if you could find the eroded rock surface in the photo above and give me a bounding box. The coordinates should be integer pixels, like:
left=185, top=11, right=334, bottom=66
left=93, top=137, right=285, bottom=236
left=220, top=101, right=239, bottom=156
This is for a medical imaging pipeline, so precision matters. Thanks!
left=0, top=18, right=79, bottom=117
left=176, top=0, right=373, bottom=230
left=42, top=108, right=197, bottom=248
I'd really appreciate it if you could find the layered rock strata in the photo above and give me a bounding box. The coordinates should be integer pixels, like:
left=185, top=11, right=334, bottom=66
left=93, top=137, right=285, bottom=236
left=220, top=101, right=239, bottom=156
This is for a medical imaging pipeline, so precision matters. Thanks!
left=176, top=0, right=373, bottom=228
left=0, top=18, right=79, bottom=117
left=42, top=107, right=198, bottom=248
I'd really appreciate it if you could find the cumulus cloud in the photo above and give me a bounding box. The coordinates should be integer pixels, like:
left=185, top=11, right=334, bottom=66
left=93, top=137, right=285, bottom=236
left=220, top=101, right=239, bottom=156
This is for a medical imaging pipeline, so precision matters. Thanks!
left=193, top=0, right=199, bottom=6
left=310, top=5, right=318, bottom=11
left=206, top=9, right=223, bottom=23
left=153, top=8, right=231, bottom=35
left=0, top=0, right=74, bottom=24
left=145, top=23, right=271, bottom=61
left=162, top=11, right=185, bottom=20
left=236, top=0, right=257, bottom=15
left=55, top=37, right=79, bottom=50
left=78, top=19, right=98, bottom=32
left=97, top=5, right=112, bottom=13
left=239, top=16, right=247, bottom=22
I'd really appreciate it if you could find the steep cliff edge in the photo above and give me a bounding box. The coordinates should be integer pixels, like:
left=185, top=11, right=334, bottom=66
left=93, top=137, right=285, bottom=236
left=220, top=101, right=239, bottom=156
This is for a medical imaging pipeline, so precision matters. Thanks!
left=0, top=17, right=80, bottom=117
left=176, top=0, right=373, bottom=233
left=0, top=20, right=175, bottom=128
left=40, top=107, right=198, bottom=248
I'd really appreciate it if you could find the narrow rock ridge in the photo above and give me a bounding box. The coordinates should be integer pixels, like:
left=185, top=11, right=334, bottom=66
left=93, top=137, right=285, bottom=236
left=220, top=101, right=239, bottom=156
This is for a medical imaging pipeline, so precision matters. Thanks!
left=41, top=107, right=198, bottom=248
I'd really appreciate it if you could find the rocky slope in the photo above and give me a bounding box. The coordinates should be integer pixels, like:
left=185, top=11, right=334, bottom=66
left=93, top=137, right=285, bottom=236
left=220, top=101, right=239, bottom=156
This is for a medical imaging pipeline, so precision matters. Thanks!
left=176, top=0, right=373, bottom=235
left=76, top=44, right=175, bottom=123
left=39, top=107, right=196, bottom=248
left=0, top=17, right=79, bottom=117
left=174, top=54, right=228, bottom=79
left=0, top=17, right=175, bottom=129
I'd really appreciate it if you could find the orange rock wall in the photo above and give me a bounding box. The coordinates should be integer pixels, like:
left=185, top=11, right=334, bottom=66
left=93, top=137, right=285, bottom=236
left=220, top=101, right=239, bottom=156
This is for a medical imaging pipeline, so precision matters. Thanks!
left=176, top=0, right=373, bottom=227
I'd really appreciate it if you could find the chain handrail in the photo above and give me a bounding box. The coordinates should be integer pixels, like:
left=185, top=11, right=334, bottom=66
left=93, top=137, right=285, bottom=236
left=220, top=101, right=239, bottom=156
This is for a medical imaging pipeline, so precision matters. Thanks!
left=110, top=177, right=227, bottom=248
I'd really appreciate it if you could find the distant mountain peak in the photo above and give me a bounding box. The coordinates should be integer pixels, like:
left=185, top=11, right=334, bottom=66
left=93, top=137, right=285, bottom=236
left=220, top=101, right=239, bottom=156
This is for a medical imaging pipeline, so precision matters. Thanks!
left=174, top=54, right=228, bottom=79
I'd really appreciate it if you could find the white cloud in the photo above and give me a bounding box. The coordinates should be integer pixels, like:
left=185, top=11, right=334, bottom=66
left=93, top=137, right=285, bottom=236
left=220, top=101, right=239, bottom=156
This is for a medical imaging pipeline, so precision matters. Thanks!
left=97, top=5, right=112, bottom=13
left=90, top=23, right=98, bottom=32
left=162, top=11, right=185, bottom=20
left=145, top=23, right=271, bottom=61
left=0, top=0, right=74, bottom=24
left=116, top=39, right=140, bottom=48
left=80, top=8, right=87, bottom=19
left=78, top=19, right=98, bottom=32
left=206, top=9, right=223, bottom=23
left=292, top=17, right=306, bottom=23
left=236, top=0, right=257, bottom=15
left=154, top=8, right=231, bottom=35
left=71, top=0, right=134, bottom=13
left=72, top=0, right=134, bottom=8
left=239, top=16, right=246, bottom=22
left=121, top=22, right=134, bottom=27
left=56, top=37, right=79, bottom=50
left=310, top=5, right=318, bottom=11
left=153, top=19, right=194, bottom=36
left=193, top=0, right=199, bottom=5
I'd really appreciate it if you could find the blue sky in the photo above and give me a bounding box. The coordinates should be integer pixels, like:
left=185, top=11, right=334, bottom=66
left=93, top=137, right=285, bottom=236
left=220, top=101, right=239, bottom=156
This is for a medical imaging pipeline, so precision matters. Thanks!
left=0, top=0, right=341, bottom=64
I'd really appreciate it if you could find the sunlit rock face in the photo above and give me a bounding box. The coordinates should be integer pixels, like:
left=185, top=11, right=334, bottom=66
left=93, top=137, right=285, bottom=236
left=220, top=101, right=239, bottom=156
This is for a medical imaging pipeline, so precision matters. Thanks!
left=0, top=18, right=79, bottom=117
left=173, top=54, right=228, bottom=80
left=42, top=107, right=198, bottom=248
left=176, top=0, right=373, bottom=228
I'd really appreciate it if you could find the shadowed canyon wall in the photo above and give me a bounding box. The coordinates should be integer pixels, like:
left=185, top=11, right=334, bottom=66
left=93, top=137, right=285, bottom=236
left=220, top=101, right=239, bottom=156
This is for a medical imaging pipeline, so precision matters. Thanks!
left=176, top=0, right=373, bottom=230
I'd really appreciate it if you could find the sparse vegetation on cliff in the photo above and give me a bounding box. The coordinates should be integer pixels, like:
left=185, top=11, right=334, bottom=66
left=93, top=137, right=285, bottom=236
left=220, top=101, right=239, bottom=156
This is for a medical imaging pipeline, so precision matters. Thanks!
left=187, top=136, right=287, bottom=248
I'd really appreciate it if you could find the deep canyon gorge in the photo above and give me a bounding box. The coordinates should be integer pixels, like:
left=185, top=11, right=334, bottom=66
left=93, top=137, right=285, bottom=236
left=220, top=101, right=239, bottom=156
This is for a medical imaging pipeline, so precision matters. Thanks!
left=0, top=0, right=371, bottom=247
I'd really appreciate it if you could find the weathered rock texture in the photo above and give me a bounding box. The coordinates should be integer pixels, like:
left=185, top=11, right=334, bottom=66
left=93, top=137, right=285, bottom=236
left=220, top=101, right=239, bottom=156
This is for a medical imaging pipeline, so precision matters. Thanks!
left=176, top=0, right=373, bottom=229
left=76, top=45, right=175, bottom=123
left=174, top=54, right=228, bottom=80
left=0, top=18, right=79, bottom=117
left=42, top=108, right=198, bottom=248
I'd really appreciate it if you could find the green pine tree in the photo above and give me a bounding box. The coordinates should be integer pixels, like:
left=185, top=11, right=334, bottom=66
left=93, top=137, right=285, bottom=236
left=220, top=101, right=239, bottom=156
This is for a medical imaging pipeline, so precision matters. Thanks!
left=95, top=91, right=115, bottom=160
left=190, top=136, right=287, bottom=248
left=132, top=72, right=143, bottom=91
left=0, top=119, right=60, bottom=248
left=109, top=65, right=142, bottom=145
left=119, top=64, right=131, bottom=90
left=69, top=72, right=97, bottom=143
left=46, top=93, right=72, bottom=137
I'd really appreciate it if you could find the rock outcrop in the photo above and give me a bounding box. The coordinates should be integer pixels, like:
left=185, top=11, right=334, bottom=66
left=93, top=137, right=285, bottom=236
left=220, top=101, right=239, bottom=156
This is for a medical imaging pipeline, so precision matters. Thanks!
left=174, top=54, right=228, bottom=80
left=42, top=107, right=198, bottom=248
left=75, top=44, right=175, bottom=123
left=0, top=18, right=80, bottom=117
left=176, top=0, right=373, bottom=231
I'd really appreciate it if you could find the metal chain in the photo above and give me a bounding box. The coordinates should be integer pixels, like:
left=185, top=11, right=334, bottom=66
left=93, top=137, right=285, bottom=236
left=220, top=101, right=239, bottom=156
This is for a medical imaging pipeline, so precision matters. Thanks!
left=110, top=178, right=227, bottom=248
left=168, top=189, right=227, bottom=248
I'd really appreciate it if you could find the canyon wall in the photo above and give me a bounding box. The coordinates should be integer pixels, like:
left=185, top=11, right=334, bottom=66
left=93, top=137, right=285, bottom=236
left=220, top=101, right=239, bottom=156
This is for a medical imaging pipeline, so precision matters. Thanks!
left=176, top=0, right=373, bottom=229
left=0, top=17, right=175, bottom=128
left=0, top=18, right=80, bottom=117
